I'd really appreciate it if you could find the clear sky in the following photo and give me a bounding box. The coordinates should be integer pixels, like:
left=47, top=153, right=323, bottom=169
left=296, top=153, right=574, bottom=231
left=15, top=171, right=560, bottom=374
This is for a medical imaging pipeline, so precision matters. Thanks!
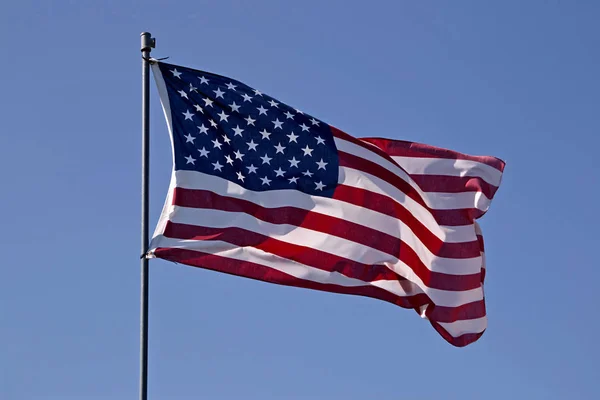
left=1, top=1, right=599, bottom=399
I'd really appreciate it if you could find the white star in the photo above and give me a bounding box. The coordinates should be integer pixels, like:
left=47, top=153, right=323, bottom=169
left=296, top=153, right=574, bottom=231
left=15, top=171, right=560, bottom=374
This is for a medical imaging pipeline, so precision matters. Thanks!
left=198, top=147, right=209, bottom=157
left=295, top=108, right=304, bottom=114
left=218, top=111, right=229, bottom=122
left=302, top=170, right=313, bottom=177
left=234, top=150, right=244, bottom=160
left=315, top=181, right=325, bottom=191
left=288, top=176, right=299, bottom=184
left=184, top=133, right=195, bottom=143
left=284, top=111, right=295, bottom=119
left=274, top=143, right=286, bottom=154
left=209, top=119, right=218, bottom=128
left=198, top=124, right=209, bottom=134
left=199, top=76, right=209, bottom=84
left=194, top=104, right=203, bottom=113
left=222, top=134, right=231, bottom=145
left=232, top=125, right=244, bottom=136
left=171, top=69, right=182, bottom=78
left=300, top=123, right=310, bottom=132
left=287, top=132, right=299, bottom=143
left=178, top=90, right=188, bottom=99
left=212, top=138, right=222, bottom=149
left=315, top=136, right=326, bottom=145
left=212, top=161, right=223, bottom=171
left=260, top=154, right=272, bottom=165
left=213, top=88, right=225, bottom=98
left=185, top=155, right=196, bottom=165
left=247, top=164, right=258, bottom=174
left=272, top=118, right=283, bottom=129
left=246, top=139, right=258, bottom=151
left=257, top=105, right=268, bottom=115
left=242, top=93, right=252, bottom=102
left=229, top=101, right=241, bottom=112
left=288, top=157, right=300, bottom=168
left=236, top=171, right=245, bottom=182
left=182, top=110, right=194, bottom=120
left=260, top=176, right=271, bottom=186
left=245, top=115, right=256, bottom=126
left=260, top=129, right=271, bottom=140
left=189, top=83, right=197, bottom=92
left=301, top=145, right=314, bottom=156
left=226, top=82, right=237, bottom=90
left=254, top=89, right=263, bottom=96
left=268, top=100, right=279, bottom=108
left=225, top=155, right=234, bottom=165
left=203, top=98, right=213, bottom=107
left=274, top=167, right=285, bottom=177
left=310, top=118, right=320, bottom=126
left=316, top=159, right=328, bottom=170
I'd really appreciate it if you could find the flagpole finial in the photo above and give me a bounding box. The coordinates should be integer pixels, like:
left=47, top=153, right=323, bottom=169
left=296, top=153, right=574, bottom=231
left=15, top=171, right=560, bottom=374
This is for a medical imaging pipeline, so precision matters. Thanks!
left=140, top=32, right=155, bottom=52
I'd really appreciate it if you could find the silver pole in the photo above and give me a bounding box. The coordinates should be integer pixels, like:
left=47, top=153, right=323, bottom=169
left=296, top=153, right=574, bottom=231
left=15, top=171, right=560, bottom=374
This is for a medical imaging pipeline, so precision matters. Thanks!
left=140, top=31, right=155, bottom=400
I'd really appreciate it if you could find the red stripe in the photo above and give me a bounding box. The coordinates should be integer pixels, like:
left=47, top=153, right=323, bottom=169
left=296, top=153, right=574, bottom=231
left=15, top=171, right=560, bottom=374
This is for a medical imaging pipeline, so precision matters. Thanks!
left=164, top=214, right=480, bottom=291
left=333, top=185, right=476, bottom=235
left=430, top=321, right=485, bottom=348
left=433, top=208, right=485, bottom=226
left=333, top=127, right=490, bottom=226
left=426, top=300, right=486, bottom=323
left=160, top=225, right=486, bottom=322
left=339, top=151, right=486, bottom=226
left=153, top=247, right=485, bottom=346
left=164, top=221, right=404, bottom=283
left=410, top=174, right=499, bottom=200
left=338, top=151, right=429, bottom=209
left=174, top=187, right=481, bottom=261
left=173, top=188, right=481, bottom=289
left=331, top=126, right=403, bottom=168
left=155, top=247, right=425, bottom=309
left=359, top=137, right=506, bottom=172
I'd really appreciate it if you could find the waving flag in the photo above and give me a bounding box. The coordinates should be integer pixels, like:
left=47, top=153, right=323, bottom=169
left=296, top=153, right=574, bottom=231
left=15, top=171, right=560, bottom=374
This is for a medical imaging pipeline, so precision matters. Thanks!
left=147, top=61, right=505, bottom=347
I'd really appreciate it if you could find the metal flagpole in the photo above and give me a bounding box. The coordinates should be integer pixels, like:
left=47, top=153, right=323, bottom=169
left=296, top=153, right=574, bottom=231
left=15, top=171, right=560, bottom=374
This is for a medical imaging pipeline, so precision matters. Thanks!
left=140, top=31, right=155, bottom=400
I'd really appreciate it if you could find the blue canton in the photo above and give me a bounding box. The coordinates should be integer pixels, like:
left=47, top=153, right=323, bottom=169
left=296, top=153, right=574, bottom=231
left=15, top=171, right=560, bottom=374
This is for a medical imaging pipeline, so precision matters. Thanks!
left=157, top=62, right=339, bottom=197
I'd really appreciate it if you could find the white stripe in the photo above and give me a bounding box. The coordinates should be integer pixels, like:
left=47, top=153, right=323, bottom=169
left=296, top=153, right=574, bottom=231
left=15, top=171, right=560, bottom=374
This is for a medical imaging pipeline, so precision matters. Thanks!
left=339, top=167, right=445, bottom=238
left=149, top=235, right=421, bottom=298
left=169, top=174, right=482, bottom=270
left=168, top=171, right=481, bottom=275
left=173, top=170, right=478, bottom=244
left=166, top=170, right=483, bottom=275
left=392, top=156, right=503, bottom=187
left=152, top=171, right=177, bottom=240
left=167, top=205, right=482, bottom=275
left=167, top=203, right=482, bottom=276
left=335, top=137, right=428, bottom=199
left=474, top=221, right=486, bottom=271
left=164, top=206, right=484, bottom=307
left=437, top=316, right=487, bottom=337
left=152, top=237, right=486, bottom=339
left=474, top=221, right=483, bottom=236
left=336, top=137, right=492, bottom=211
left=425, top=190, right=491, bottom=212
left=151, top=64, right=176, bottom=166
left=151, top=64, right=179, bottom=242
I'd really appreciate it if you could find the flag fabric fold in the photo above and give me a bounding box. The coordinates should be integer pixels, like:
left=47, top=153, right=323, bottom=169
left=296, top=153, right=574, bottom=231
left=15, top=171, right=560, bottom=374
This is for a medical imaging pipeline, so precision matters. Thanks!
left=148, top=61, right=505, bottom=347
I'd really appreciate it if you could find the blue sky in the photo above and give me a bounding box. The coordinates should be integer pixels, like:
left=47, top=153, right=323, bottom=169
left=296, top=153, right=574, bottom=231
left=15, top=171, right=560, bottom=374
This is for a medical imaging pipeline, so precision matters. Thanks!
left=1, top=1, right=599, bottom=399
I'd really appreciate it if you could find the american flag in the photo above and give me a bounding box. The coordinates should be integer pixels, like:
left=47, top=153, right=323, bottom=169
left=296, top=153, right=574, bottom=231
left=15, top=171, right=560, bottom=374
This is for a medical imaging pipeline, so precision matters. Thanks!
left=147, top=61, right=505, bottom=347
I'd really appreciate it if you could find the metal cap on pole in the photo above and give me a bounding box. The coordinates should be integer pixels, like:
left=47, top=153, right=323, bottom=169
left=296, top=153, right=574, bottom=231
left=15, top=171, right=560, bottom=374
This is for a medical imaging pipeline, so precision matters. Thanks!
left=141, top=32, right=156, bottom=52
left=140, top=31, right=154, bottom=400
